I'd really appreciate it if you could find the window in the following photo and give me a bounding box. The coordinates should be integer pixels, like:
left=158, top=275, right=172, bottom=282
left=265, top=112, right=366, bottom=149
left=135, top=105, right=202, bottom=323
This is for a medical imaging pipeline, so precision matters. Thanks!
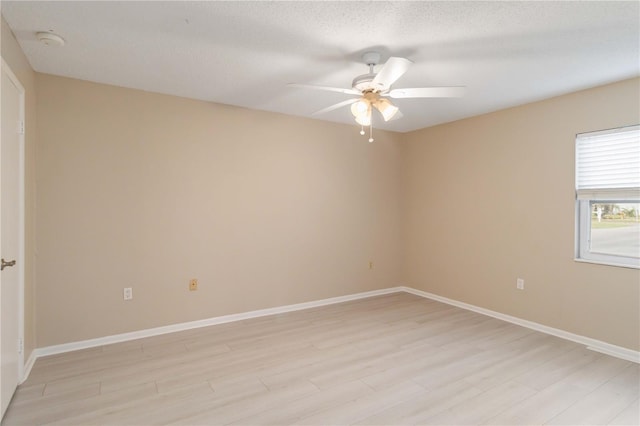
left=576, top=125, right=640, bottom=268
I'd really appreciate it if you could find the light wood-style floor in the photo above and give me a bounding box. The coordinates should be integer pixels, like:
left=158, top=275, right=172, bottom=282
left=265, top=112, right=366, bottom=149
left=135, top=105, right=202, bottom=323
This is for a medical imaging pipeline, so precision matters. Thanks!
left=2, top=292, right=638, bottom=425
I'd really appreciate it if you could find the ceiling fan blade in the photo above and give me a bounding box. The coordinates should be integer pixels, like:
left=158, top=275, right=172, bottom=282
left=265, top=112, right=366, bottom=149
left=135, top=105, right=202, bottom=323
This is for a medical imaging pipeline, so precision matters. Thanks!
left=388, top=86, right=466, bottom=99
left=288, top=83, right=361, bottom=96
left=312, top=98, right=360, bottom=115
left=372, top=57, right=413, bottom=89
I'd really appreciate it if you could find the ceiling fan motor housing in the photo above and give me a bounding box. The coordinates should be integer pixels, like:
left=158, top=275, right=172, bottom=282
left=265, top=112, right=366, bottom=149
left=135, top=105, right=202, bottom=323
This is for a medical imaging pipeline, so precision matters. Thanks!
left=352, top=73, right=386, bottom=93
left=353, top=52, right=386, bottom=92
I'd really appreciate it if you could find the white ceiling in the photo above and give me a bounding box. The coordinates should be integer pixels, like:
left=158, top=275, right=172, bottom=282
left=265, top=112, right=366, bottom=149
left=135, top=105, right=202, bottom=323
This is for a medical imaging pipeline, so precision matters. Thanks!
left=2, top=1, right=639, bottom=133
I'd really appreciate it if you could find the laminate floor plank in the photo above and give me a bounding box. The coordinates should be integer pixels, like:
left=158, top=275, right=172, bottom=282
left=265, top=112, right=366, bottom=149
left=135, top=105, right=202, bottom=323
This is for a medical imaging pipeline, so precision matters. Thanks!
left=485, top=355, right=633, bottom=425
left=461, top=337, right=580, bottom=391
left=5, top=382, right=102, bottom=426
left=307, top=344, right=432, bottom=390
left=259, top=343, right=395, bottom=390
left=513, top=345, right=604, bottom=391
left=228, top=379, right=374, bottom=425
left=546, top=364, right=639, bottom=425
left=295, top=381, right=426, bottom=425
left=2, top=292, right=637, bottom=426
left=421, top=380, right=538, bottom=425
left=360, top=341, right=481, bottom=391
left=23, top=383, right=158, bottom=426
left=354, top=378, right=485, bottom=425
left=608, top=398, right=640, bottom=425
left=165, top=380, right=320, bottom=425
left=62, top=381, right=215, bottom=426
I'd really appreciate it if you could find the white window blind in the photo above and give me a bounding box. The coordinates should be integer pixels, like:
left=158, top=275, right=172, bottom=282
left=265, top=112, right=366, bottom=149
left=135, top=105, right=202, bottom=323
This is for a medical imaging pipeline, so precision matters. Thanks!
left=576, top=125, right=640, bottom=200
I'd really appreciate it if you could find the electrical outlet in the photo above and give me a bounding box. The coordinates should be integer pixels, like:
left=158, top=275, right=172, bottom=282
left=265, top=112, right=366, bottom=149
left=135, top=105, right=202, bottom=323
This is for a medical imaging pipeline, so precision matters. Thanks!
left=123, top=287, right=133, bottom=300
left=189, top=279, right=198, bottom=291
left=369, top=261, right=373, bottom=270
left=516, top=278, right=524, bottom=290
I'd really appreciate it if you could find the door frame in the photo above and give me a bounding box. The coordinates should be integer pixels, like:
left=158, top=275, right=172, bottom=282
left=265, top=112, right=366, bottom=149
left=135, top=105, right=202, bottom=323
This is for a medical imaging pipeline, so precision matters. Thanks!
left=1, top=58, right=26, bottom=384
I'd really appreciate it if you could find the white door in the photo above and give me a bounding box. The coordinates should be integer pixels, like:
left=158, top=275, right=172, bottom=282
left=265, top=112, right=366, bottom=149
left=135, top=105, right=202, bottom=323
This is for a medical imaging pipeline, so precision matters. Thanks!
left=1, top=61, right=24, bottom=419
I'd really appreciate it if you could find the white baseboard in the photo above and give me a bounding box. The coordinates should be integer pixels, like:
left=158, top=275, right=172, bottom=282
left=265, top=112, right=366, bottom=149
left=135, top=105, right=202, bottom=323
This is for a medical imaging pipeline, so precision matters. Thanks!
left=25, top=285, right=638, bottom=383
left=400, top=286, right=640, bottom=364
left=32, top=287, right=404, bottom=359
left=21, top=351, right=37, bottom=384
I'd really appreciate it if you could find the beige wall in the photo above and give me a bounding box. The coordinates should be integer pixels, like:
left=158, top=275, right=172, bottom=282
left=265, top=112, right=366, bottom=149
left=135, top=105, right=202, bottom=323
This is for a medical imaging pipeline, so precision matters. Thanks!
left=402, top=78, right=640, bottom=351
left=9, top=36, right=638, bottom=352
left=35, top=74, right=403, bottom=346
left=1, top=17, right=37, bottom=360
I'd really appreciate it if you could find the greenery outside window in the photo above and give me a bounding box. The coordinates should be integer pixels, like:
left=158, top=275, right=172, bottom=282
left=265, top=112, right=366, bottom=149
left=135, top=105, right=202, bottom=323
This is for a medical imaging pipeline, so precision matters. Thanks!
left=575, top=125, right=640, bottom=268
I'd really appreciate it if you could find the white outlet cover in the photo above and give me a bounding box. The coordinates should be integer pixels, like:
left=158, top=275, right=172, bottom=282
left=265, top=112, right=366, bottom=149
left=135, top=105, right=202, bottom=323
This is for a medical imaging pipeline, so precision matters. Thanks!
left=123, top=287, right=133, bottom=300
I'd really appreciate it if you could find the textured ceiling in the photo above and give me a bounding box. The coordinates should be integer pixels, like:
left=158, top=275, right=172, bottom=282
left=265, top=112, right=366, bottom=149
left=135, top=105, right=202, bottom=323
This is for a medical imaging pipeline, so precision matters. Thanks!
left=2, top=1, right=639, bottom=132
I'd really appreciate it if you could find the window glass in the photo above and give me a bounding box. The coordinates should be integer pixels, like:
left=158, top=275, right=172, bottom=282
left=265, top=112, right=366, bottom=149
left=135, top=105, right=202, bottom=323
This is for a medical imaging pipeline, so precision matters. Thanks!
left=589, top=202, right=640, bottom=258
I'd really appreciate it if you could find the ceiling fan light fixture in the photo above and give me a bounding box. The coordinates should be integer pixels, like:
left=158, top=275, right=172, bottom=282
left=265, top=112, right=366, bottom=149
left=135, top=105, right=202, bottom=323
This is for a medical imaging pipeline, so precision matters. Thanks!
left=355, top=109, right=371, bottom=126
left=352, top=98, right=372, bottom=126
left=375, top=99, right=399, bottom=121
left=350, top=99, right=369, bottom=117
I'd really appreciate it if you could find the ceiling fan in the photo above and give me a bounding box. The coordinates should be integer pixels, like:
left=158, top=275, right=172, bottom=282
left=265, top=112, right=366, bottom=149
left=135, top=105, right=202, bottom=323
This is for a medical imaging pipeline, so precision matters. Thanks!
left=289, top=51, right=465, bottom=141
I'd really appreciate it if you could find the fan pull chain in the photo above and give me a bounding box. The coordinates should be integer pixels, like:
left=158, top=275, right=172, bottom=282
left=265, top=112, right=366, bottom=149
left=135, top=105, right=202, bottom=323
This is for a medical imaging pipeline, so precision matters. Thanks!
left=360, top=125, right=365, bottom=135
left=368, top=124, right=374, bottom=143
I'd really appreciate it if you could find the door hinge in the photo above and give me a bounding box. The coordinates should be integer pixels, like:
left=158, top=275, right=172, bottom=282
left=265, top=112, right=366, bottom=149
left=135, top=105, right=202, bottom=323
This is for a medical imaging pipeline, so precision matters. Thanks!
left=18, top=338, right=24, bottom=355
left=18, top=120, right=25, bottom=135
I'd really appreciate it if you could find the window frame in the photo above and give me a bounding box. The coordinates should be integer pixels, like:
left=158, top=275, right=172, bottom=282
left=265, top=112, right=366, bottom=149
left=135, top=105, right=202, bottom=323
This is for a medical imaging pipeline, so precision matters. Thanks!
left=574, top=125, right=640, bottom=269
left=575, top=199, right=640, bottom=269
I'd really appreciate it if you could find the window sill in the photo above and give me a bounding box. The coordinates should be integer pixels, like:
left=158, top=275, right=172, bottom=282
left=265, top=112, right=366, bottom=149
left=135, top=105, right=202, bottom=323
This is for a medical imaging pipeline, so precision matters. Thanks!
left=574, top=258, right=640, bottom=270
